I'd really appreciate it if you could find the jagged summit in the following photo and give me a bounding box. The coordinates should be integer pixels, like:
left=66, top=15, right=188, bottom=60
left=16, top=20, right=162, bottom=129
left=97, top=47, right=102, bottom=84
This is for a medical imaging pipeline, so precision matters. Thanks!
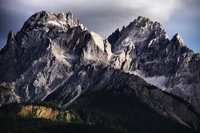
left=0, top=10, right=112, bottom=98
left=0, top=30, right=16, bottom=54
left=0, top=11, right=200, bottom=131
left=20, top=11, right=86, bottom=33
left=133, top=16, right=162, bottom=28
left=107, top=16, right=199, bottom=114
left=128, top=16, right=166, bottom=34
left=171, top=33, right=185, bottom=46
left=7, top=30, right=15, bottom=41
left=168, top=33, right=193, bottom=55
left=15, top=11, right=89, bottom=49
left=108, top=16, right=169, bottom=53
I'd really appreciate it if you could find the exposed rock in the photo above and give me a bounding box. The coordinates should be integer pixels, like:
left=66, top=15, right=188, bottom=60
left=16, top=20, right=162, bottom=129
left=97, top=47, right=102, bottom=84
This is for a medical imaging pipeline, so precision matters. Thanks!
left=108, top=16, right=200, bottom=113
left=0, top=11, right=111, bottom=106
left=44, top=64, right=200, bottom=130
left=0, top=11, right=200, bottom=130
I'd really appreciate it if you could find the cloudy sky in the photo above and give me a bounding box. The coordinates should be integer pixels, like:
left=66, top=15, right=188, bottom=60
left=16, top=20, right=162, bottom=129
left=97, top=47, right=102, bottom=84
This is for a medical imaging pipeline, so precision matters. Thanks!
left=0, top=0, right=199, bottom=52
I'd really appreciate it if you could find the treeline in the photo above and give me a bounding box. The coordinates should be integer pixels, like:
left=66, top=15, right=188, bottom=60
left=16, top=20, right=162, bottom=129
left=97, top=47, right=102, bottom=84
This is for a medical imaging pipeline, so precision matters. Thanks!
left=0, top=87, right=197, bottom=133
left=0, top=105, right=121, bottom=133
left=69, top=88, right=197, bottom=133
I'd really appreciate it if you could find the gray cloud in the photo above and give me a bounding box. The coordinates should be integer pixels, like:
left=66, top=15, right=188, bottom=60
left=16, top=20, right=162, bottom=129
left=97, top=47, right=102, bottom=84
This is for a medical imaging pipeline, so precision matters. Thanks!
left=16, top=0, right=183, bottom=37
left=0, top=0, right=199, bottom=52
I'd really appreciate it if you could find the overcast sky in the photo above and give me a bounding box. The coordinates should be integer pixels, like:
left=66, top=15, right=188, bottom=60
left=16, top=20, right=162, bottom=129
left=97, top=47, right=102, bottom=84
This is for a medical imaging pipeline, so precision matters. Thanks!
left=0, top=0, right=199, bottom=52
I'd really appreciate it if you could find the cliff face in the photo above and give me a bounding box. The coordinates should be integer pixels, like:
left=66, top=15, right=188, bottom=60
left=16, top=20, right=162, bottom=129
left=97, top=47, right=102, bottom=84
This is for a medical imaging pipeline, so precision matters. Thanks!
left=0, top=11, right=200, bottom=131
left=0, top=11, right=110, bottom=105
left=108, top=16, right=200, bottom=112
left=43, top=64, right=200, bottom=130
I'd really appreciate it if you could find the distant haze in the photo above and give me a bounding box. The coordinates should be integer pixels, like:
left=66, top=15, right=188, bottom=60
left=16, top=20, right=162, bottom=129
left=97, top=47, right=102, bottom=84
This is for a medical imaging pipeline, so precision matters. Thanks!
left=0, top=0, right=199, bottom=52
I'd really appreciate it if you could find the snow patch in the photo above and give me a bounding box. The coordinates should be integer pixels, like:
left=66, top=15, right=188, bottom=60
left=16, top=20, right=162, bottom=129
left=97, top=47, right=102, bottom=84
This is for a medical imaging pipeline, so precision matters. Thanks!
left=126, top=70, right=168, bottom=91
left=143, top=76, right=168, bottom=91
left=63, top=85, right=82, bottom=108
left=126, top=69, right=169, bottom=91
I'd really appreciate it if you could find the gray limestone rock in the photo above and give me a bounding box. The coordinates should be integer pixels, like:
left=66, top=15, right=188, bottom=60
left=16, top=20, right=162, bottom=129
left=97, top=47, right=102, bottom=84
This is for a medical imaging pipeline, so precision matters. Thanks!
left=0, top=11, right=199, bottom=130
left=108, top=16, right=200, bottom=113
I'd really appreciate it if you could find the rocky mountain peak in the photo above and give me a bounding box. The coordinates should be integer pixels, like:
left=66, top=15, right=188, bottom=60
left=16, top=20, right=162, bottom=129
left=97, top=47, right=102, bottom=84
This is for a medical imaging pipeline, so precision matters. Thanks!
left=7, top=30, right=15, bottom=41
left=168, top=33, right=193, bottom=55
left=129, top=16, right=165, bottom=32
left=57, top=12, right=73, bottom=21
left=0, top=12, right=200, bottom=131
left=20, top=11, right=85, bottom=33
left=107, top=16, right=200, bottom=114
left=108, top=16, right=168, bottom=54
left=171, top=33, right=185, bottom=47
left=134, top=16, right=152, bottom=26
left=1, top=30, right=16, bottom=52
left=0, top=10, right=112, bottom=104
left=15, top=11, right=87, bottom=49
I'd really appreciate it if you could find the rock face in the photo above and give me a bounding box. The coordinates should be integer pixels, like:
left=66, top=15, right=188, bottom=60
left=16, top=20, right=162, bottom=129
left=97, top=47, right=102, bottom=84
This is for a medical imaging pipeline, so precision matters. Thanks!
left=0, top=11, right=110, bottom=105
left=44, top=64, right=200, bottom=130
left=0, top=11, right=200, bottom=130
left=108, top=16, right=200, bottom=113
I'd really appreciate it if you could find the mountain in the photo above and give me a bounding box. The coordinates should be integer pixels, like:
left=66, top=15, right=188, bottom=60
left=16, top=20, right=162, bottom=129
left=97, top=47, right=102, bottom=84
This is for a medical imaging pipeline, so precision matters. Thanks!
left=0, top=11, right=111, bottom=105
left=108, top=16, right=200, bottom=113
left=0, top=11, right=199, bottom=132
left=0, top=91, right=196, bottom=133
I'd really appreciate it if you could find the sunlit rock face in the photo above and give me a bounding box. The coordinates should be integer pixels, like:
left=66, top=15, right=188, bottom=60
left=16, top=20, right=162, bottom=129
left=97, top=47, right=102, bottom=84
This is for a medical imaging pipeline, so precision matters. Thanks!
left=108, top=16, right=200, bottom=113
left=0, top=11, right=200, bottom=130
left=0, top=11, right=111, bottom=104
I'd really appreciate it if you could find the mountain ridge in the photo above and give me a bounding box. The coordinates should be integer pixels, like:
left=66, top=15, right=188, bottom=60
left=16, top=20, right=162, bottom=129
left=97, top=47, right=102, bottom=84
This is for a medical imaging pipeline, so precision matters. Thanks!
left=108, top=15, right=200, bottom=113
left=0, top=11, right=200, bottom=131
